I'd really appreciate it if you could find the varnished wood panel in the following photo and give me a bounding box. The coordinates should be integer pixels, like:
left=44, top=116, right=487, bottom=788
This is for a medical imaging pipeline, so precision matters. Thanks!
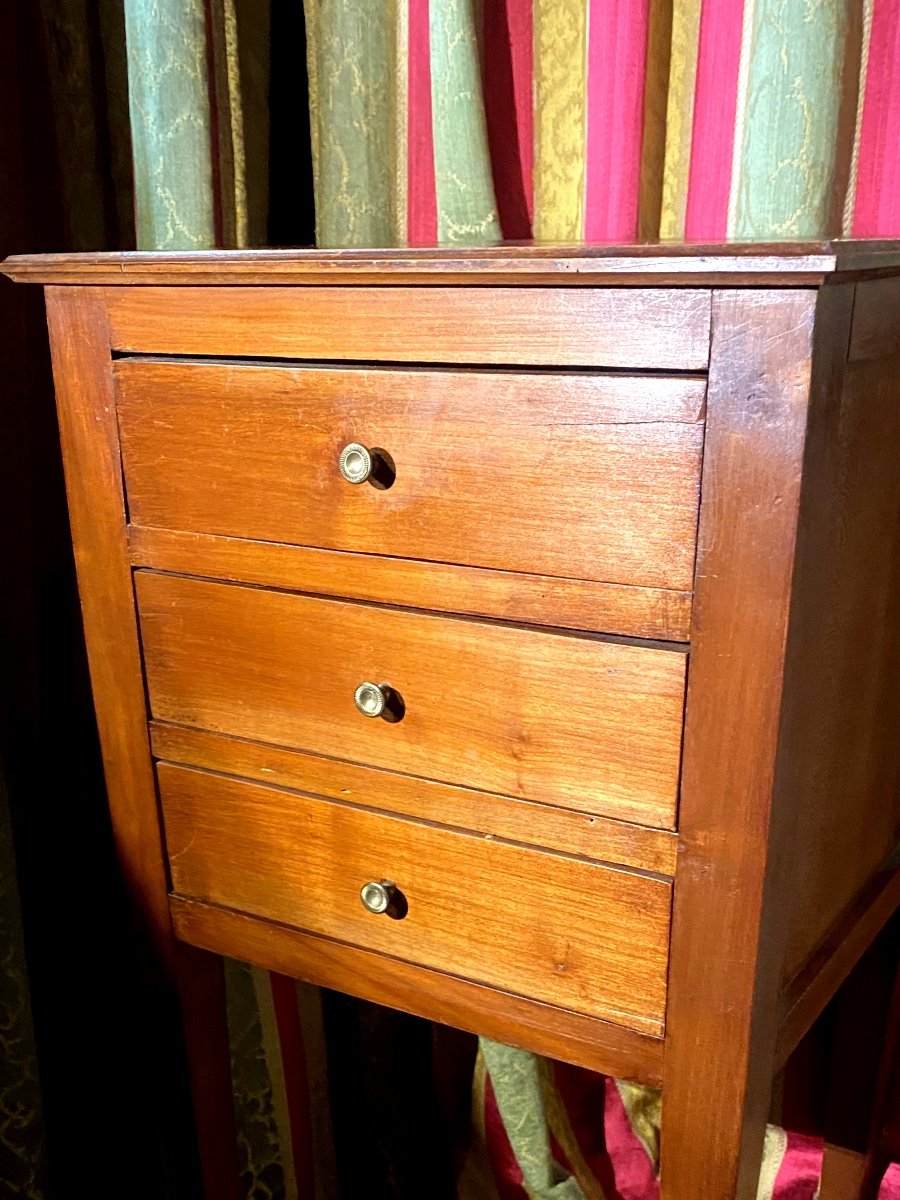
left=169, top=896, right=666, bottom=1086
left=779, top=346, right=900, bottom=985
left=660, top=289, right=827, bottom=1200
left=103, top=285, right=712, bottom=369
left=150, top=722, right=679, bottom=876
left=137, top=572, right=687, bottom=828
left=159, top=763, right=672, bottom=1033
left=116, top=361, right=705, bottom=591
left=9, top=241, right=900, bottom=288
left=42, top=287, right=173, bottom=963
left=849, top=277, right=900, bottom=361
left=128, top=526, right=693, bottom=642
left=776, top=864, right=900, bottom=1070
left=44, top=285, right=241, bottom=1200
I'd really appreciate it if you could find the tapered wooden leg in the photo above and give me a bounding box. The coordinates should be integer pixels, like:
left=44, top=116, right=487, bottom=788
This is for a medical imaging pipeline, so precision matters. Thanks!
left=658, top=288, right=850, bottom=1198
left=175, top=943, right=241, bottom=1200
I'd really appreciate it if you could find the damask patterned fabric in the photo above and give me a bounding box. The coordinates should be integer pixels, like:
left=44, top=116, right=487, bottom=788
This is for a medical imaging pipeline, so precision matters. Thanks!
left=304, top=0, right=900, bottom=245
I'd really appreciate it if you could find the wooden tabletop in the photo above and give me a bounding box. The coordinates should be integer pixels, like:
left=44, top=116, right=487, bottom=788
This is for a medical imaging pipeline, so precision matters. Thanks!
left=4, top=241, right=900, bottom=287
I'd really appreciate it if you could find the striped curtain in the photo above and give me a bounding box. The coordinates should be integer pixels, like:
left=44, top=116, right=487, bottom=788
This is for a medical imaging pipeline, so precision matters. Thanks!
left=306, top=0, right=900, bottom=247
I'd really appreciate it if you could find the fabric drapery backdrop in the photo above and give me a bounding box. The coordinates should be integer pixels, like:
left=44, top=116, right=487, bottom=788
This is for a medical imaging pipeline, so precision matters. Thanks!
left=304, top=0, right=899, bottom=249
left=117, top=1, right=900, bottom=1198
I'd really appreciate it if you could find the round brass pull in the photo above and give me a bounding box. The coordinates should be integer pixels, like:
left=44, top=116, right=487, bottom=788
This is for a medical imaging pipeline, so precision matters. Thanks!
left=339, top=442, right=374, bottom=484
left=354, top=681, right=387, bottom=718
left=360, top=880, right=395, bottom=914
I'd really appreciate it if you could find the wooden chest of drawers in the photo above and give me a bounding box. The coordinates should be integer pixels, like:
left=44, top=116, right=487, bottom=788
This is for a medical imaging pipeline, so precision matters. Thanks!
left=6, top=243, right=900, bottom=1199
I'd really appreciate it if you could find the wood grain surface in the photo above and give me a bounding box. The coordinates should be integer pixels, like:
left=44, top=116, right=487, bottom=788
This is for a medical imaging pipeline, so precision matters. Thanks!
left=660, top=289, right=824, bottom=1200
left=159, top=763, right=672, bottom=1033
left=116, top=361, right=705, bottom=591
left=7, top=241, right=900, bottom=287
left=150, top=722, right=679, bottom=876
left=778, top=337, right=900, bottom=985
left=169, top=896, right=667, bottom=1086
left=137, top=572, right=688, bottom=827
left=129, top=526, right=694, bottom=642
left=103, top=285, right=712, bottom=369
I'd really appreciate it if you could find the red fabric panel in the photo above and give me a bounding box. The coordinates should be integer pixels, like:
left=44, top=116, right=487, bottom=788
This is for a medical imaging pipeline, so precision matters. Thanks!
left=269, top=972, right=315, bottom=1196
left=482, top=0, right=534, bottom=239
left=584, top=0, right=651, bottom=240
left=408, top=0, right=438, bottom=244
left=852, top=0, right=900, bottom=236
left=684, top=0, right=745, bottom=239
left=771, top=1130, right=823, bottom=1199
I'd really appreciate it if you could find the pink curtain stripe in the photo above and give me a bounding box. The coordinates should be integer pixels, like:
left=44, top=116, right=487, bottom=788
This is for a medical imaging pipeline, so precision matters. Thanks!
left=483, top=0, right=534, bottom=239
left=602, top=1078, right=660, bottom=1200
left=584, top=0, right=652, bottom=240
left=684, top=0, right=746, bottom=239
left=880, top=1162, right=900, bottom=1198
left=407, top=0, right=437, bottom=244
left=852, top=0, right=900, bottom=236
left=771, top=1131, right=823, bottom=1200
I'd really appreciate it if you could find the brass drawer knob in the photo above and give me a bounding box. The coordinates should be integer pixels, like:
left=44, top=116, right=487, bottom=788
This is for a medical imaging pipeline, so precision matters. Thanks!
left=339, top=442, right=374, bottom=484
left=354, top=680, right=387, bottom=718
left=360, top=880, right=395, bottom=915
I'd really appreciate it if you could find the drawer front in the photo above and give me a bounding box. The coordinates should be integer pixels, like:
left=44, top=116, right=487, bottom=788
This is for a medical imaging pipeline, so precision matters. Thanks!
left=116, top=361, right=705, bottom=592
left=158, top=763, right=672, bottom=1033
left=137, top=572, right=687, bottom=828
left=105, top=285, right=713, bottom=369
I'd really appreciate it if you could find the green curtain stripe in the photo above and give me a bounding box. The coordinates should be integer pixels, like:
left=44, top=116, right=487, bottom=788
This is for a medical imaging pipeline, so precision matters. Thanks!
left=303, top=0, right=396, bottom=247
left=479, top=1040, right=586, bottom=1200
left=123, top=0, right=216, bottom=249
left=731, top=0, right=847, bottom=239
left=429, top=0, right=499, bottom=244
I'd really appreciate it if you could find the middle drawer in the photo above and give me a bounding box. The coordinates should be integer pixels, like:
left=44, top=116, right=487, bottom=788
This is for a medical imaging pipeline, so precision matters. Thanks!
left=136, top=572, right=686, bottom=828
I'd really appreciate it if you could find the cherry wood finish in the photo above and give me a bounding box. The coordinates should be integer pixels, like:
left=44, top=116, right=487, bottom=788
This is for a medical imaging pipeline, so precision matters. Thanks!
left=103, top=285, right=712, bottom=369
left=115, top=360, right=705, bottom=591
left=149, top=722, right=679, bottom=876
left=7, top=240, right=900, bottom=287
left=41, top=286, right=241, bottom=1199
left=169, top=896, right=666, bottom=1087
left=659, top=287, right=845, bottom=1200
left=159, top=763, right=672, bottom=1033
left=137, top=571, right=688, bottom=827
left=129, top=525, right=694, bottom=642
left=7, top=245, right=900, bottom=1200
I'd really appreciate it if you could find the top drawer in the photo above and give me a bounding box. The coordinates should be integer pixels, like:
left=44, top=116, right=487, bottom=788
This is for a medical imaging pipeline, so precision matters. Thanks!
left=104, top=286, right=712, bottom=370
left=116, top=361, right=705, bottom=591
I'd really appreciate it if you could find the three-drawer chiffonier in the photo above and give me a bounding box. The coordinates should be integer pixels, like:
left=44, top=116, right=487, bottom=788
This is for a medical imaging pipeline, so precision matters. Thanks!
left=5, top=244, right=900, bottom=1199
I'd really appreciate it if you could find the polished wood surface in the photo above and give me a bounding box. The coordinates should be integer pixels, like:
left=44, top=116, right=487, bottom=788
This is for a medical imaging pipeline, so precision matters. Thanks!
left=150, top=722, right=679, bottom=876
left=7, top=240, right=900, bottom=287
left=43, top=286, right=241, bottom=1196
left=116, top=360, right=705, bottom=591
left=103, top=285, right=712, bottom=369
left=43, top=287, right=173, bottom=964
left=159, top=763, right=672, bottom=1032
left=137, top=572, right=688, bottom=827
left=660, top=289, right=823, bottom=1200
left=129, top=526, right=694, bottom=642
left=848, top=276, right=900, bottom=361
left=169, top=896, right=666, bottom=1087
left=778, top=319, right=900, bottom=985
left=777, top=864, right=900, bottom=1070
left=15, top=246, right=900, bottom=1200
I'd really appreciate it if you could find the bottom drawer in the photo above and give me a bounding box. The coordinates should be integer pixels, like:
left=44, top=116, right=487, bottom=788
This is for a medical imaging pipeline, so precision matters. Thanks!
left=159, top=762, right=672, bottom=1034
